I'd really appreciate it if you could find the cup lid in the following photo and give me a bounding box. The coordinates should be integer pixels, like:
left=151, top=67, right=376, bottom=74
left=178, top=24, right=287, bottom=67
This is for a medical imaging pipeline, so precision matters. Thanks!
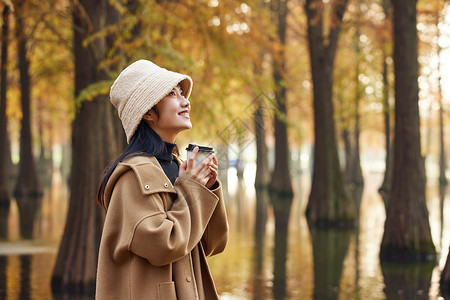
left=186, top=143, right=214, bottom=153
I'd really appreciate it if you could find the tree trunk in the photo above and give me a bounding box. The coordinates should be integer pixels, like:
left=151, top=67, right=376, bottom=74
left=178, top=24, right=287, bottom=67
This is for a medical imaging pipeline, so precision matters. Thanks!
left=380, top=0, right=435, bottom=261
left=304, top=0, right=355, bottom=228
left=14, top=0, right=42, bottom=198
left=51, top=0, right=120, bottom=293
left=0, top=5, right=12, bottom=204
left=378, top=0, right=392, bottom=209
left=436, top=11, right=447, bottom=187
left=343, top=25, right=364, bottom=189
left=350, top=26, right=363, bottom=188
left=441, top=245, right=450, bottom=295
left=254, top=101, right=270, bottom=188
left=379, top=53, right=393, bottom=211
left=16, top=195, right=42, bottom=239
left=438, top=86, right=446, bottom=186
left=269, top=0, right=293, bottom=196
left=106, top=0, right=127, bottom=150
left=342, top=128, right=351, bottom=180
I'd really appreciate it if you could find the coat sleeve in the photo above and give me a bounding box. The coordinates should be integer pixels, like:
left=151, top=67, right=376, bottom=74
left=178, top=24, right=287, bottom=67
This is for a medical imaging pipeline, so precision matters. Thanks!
left=126, top=174, right=220, bottom=266
left=200, top=180, right=229, bottom=257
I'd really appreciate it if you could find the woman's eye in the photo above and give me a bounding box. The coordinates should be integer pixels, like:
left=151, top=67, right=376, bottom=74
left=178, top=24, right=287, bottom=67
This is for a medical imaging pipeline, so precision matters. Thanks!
left=169, top=91, right=176, bottom=96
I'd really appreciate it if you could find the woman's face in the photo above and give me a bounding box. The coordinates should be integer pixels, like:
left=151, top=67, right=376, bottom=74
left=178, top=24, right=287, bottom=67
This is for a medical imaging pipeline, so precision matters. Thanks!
left=144, top=85, right=192, bottom=142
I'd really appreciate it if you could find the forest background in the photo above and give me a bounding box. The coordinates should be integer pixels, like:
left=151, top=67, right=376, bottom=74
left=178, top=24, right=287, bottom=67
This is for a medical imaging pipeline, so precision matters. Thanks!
left=1, top=0, right=450, bottom=298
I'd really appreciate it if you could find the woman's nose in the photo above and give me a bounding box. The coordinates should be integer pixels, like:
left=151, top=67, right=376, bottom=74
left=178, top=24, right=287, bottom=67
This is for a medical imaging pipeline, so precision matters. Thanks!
left=181, top=96, right=190, bottom=107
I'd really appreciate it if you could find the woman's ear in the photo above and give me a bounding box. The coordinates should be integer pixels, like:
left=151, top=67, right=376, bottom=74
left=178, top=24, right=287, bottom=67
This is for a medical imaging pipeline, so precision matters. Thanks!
left=143, top=111, right=157, bottom=124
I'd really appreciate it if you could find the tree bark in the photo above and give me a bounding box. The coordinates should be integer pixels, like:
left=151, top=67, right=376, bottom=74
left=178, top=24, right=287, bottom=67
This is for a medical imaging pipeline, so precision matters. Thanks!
left=441, top=245, right=450, bottom=295
left=380, top=0, right=435, bottom=261
left=349, top=25, right=363, bottom=188
left=51, top=0, right=120, bottom=293
left=254, top=101, right=270, bottom=188
left=343, top=24, right=363, bottom=189
left=0, top=5, right=12, bottom=204
left=13, top=0, right=42, bottom=198
left=436, top=10, right=447, bottom=187
left=378, top=0, right=392, bottom=209
left=438, top=83, right=446, bottom=186
left=269, top=0, right=293, bottom=196
left=304, top=0, right=355, bottom=227
left=379, top=53, right=393, bottom=211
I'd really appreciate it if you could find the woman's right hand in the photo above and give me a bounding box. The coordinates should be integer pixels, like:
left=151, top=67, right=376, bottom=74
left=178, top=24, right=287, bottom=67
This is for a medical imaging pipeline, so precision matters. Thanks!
left=179, top=146, right=217, bottom=187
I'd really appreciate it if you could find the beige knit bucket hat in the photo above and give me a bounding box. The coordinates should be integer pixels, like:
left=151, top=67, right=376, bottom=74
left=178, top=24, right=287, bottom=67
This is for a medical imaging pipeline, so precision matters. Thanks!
left=110, top=59, right=193, bottom=143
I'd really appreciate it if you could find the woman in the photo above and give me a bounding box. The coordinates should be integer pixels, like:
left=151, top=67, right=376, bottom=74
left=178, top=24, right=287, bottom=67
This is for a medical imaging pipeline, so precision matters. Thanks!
left=95, top=60, right=229, bottom=300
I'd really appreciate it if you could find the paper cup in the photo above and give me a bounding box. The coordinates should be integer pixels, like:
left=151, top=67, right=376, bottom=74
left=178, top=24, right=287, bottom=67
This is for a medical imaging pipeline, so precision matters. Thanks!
left=186, top=144, right=214, bottom=168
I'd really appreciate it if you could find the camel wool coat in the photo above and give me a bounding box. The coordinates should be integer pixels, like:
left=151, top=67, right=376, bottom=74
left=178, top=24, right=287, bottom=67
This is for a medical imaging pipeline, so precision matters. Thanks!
left=95, top=155, right=229, bottom=300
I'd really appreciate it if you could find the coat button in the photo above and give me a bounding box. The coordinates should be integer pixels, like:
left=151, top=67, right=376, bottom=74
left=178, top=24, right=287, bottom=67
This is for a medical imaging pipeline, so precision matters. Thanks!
left=164, top=183, right=169, bottom=188
left=186, top=276, right=191, bottom=282
left=144, top=185, right=150, bottom=190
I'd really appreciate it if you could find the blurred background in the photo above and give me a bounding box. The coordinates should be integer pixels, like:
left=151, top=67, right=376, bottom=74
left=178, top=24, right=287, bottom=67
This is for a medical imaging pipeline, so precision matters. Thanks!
left=0, top=0, right=450, bottom=299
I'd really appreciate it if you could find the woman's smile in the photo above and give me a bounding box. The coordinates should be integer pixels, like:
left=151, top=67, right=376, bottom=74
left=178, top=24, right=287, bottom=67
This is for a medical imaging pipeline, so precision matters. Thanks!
left=178, top=109, right=190, bottom=119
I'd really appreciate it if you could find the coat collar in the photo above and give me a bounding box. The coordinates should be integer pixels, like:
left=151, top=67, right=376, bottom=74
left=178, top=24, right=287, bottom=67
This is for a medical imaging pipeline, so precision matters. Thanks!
left=104, top=155, right=183, bottom=209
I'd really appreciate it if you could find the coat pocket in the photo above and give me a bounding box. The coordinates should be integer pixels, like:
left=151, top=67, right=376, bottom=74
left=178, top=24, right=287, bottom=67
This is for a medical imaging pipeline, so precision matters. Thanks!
left=157, top=281, right=177, bottom=300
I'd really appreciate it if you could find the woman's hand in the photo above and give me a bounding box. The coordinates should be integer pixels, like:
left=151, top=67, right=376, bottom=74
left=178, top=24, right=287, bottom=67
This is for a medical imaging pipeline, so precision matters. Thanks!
left=179, top=146, right=219, bottom=189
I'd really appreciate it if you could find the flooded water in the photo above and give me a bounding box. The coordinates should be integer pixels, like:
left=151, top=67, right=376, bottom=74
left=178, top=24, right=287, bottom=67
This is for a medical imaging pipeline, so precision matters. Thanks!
left=0, top=165, right=450, bottom=299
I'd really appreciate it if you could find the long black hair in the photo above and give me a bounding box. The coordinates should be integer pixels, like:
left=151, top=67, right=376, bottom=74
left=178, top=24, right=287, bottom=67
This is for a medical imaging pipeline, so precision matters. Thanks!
left=96, top=116, right=166, bottom=207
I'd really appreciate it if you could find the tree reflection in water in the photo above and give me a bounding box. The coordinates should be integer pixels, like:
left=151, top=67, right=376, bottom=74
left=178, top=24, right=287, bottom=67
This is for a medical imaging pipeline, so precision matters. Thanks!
left=0, top=256, right=5, bottom=298
left=0, top=169, right=449, bottom=299
left=310, top=227, right=354, bottom=300
left=19, top=255, right=31, bottom=300
left=252, top=187, right=269, bottom=300
left=270, top=192, right=293, bottom=300
left=439, top=184, right=446, bottom=248
left=381, top=260, right=435, bottom=300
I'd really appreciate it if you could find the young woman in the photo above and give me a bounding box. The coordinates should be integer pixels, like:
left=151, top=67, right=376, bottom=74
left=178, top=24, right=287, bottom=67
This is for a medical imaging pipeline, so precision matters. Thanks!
left=95, top=60, right=229, bottom=300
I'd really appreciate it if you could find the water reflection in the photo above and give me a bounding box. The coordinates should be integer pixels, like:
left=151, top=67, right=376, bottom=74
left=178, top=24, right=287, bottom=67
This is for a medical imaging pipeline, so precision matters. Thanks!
left=310, top=227, right=354, bottom=300
left=19, top=255, right=31, bottom=299
left=350, top=185, right=363, bottom=300
left=381, top=260, right=435, bottom=299
left=439, top=184, right=446, bottom=248
left=0, top=169, right=450, bottom=299
left=252, top=187, right=269, bottom=300
left=271, top=192, right=293, bottom=300
left=0, top=256, right=5, bottom=298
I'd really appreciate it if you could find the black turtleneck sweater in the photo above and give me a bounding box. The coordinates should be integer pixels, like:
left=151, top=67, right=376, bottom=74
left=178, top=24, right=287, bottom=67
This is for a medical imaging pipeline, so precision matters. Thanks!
left=155, top=142, right=179, bottom=185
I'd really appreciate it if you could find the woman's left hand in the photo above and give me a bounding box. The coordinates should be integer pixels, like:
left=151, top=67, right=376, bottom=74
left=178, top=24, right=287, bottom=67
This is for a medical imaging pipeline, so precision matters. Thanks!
left=178, top=147, right=219, bottom=189
left=205, top=154, right=218, bottom=189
